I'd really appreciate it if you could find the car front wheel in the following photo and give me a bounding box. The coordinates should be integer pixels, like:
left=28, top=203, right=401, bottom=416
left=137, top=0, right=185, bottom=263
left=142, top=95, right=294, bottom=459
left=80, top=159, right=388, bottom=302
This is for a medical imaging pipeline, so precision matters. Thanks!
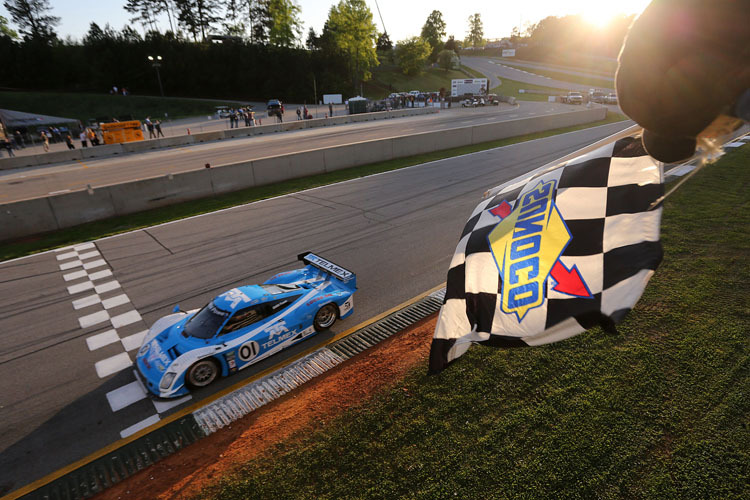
left=186, top=359, right=219, bottom=388
left=314, top=304, right=338, bottom=331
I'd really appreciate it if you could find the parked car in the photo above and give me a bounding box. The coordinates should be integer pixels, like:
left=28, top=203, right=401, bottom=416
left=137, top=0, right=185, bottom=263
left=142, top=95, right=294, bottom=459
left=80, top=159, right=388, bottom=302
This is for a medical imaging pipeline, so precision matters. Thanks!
left=486, top=94, right=501, bottom=105
left=215, top=106, right=231, bottom=118
left=267, top=99, right=283, bottom=118
left=563, top=91, right=584, bottom=105
left=462, top=98, right=477, bottom=107
left=136, top=252, right=357, bottom=398
left=605, top=93, right=618, bottom=104
left=588, top=89, right=607, bottom=103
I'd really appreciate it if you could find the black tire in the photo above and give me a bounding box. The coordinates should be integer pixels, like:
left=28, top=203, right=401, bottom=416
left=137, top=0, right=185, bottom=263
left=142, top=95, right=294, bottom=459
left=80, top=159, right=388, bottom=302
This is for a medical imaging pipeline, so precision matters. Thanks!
left=314, top=304, right=338, bottom=331
left=186, top=358, right=219, bottom=389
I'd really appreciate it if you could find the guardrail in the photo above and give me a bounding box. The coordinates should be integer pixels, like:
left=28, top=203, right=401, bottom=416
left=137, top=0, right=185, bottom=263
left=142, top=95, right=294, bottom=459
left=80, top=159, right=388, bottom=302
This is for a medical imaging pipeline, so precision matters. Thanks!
left=0, top=107, right=439, bottom=171
left=0, top=107, right=607, bottom=242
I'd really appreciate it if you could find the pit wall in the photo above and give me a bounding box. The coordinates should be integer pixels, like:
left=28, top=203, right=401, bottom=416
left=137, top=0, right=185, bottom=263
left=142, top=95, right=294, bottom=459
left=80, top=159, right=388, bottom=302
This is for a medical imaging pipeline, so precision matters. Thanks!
left=0, top=107, right=607, bottom=242
left=0, top=107, right=439, bottom=171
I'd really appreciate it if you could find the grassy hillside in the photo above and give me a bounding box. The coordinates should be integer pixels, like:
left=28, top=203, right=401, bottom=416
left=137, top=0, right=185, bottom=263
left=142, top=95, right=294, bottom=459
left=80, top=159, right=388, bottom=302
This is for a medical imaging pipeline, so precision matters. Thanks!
left=364, top=64, right=470, bottom=99
left=199, top=145, right=750, bottom=500
left=490, top=79, right=571, bottom=102
left=0, top=91, right=250, bottom=123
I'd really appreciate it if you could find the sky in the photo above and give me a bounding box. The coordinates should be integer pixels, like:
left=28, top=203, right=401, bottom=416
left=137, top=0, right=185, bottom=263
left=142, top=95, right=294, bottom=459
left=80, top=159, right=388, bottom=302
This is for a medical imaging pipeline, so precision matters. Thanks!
left=1, top=0, right=652, bottom=43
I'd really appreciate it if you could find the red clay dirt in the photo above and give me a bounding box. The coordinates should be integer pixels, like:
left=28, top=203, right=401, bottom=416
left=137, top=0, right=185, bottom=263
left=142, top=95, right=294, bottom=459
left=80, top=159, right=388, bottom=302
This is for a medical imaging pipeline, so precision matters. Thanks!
left=99, top=315, right=438, bottom=500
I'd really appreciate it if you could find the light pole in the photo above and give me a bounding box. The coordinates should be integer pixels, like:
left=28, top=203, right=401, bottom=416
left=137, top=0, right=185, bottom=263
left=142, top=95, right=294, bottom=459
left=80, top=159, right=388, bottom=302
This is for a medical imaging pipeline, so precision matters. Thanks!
left=147, top=55, right=164, bottom=97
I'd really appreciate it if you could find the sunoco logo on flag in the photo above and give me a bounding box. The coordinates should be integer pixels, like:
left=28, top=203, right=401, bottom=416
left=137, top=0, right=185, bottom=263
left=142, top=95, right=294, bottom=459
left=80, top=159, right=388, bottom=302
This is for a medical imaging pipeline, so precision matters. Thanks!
left=488, top=180, right=592, bottom=322
left=429, top=135, right=664, bottom=375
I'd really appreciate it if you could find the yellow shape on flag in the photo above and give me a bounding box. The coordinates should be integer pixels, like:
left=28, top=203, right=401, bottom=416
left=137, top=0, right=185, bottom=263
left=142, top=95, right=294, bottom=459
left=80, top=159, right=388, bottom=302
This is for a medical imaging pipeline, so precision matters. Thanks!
left=488, top=180, right=571, bottom=321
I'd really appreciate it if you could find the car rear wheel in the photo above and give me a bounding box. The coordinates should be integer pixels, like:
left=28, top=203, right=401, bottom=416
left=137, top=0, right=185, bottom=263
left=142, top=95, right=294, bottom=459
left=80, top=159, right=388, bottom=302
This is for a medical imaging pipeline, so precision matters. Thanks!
left=314, top=304, right=338, bottom=331
left=186, top=359, right=219, bottom=388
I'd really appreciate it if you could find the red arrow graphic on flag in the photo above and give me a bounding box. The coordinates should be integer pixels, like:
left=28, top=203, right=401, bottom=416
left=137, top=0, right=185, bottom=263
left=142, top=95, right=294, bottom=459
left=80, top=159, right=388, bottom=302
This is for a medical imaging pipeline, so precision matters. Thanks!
left=489, top=200, right=512, bottom=219
left=550, top=261, right=592, bottom=298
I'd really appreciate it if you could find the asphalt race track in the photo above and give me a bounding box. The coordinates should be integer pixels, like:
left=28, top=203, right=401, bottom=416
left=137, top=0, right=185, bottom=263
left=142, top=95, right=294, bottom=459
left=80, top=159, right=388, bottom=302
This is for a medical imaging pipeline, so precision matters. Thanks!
left=0, top=101, right=588, bottom=203
left=0, top=120, right=632, bottom=495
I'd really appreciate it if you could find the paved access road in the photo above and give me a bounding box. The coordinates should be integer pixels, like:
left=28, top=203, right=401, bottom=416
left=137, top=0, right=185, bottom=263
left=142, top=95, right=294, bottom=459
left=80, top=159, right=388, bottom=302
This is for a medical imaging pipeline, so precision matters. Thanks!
left=0, top=120, right=632, bottom=496
left=0, top=101, right=584, bottom=203
left=462, top=56, right=615, bottom=92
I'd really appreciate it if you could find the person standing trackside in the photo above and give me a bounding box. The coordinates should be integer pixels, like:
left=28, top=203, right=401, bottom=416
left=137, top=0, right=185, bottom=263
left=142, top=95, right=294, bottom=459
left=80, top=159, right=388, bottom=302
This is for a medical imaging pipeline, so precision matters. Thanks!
left=296, top=107, right=301, bottom=120
left=65, top=133, right=75, bottom=150
left=41, top=131, right=50, bottom=152
left=80, top=130, right=88, bottom=148
left=2, top=139, right=14, bottom=157
left=145, top=117, right=155, bottom=138
left=154, top=119, right=164, bottom=137
left=329, top=102, right=333, bottom=117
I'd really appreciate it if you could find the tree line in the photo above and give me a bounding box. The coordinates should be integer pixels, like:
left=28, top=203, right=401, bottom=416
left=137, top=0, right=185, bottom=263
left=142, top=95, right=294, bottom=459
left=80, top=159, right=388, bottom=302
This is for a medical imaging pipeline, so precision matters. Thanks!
left=1, top=0, right=635, bottom=103
left=0, top=0, right=380, bottom=101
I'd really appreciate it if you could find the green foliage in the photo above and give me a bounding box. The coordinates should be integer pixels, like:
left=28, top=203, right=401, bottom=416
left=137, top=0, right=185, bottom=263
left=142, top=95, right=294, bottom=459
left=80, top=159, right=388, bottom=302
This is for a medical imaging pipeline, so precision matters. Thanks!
left=394, top=36, right=431, bottom=76
left=0, top=15, right=18, bottom=39
left=325, top=0, right=379, bottom=89
left=2, top=0, right=59, bottom=41
left=467, top=12, right=483, bottom=48
left=420, top=10, right=446, bottom=61
left=437, top=49, right=456, bottom=72
left=191, top=145, right=750, bottom=500
left=0, top=35, right=350, bottom=102
left=267, top=0, right=302, bottom=48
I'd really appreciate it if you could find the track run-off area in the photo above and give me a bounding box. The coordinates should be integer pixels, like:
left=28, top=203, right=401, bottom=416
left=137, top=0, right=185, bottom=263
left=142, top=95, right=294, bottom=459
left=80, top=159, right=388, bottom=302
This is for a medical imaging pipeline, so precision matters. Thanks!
left=0, top=120, right=633, bottom=497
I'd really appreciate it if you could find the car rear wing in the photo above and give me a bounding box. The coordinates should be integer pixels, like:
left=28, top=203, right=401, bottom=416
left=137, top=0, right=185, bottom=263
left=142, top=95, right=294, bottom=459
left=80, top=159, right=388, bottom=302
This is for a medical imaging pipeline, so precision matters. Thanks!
left=298, top=252, right=356, bottom=288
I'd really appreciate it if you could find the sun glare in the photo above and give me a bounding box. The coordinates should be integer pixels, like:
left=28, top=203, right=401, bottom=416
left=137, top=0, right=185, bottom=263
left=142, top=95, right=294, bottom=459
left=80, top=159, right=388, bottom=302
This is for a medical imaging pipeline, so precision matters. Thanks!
left=581, top=10, right=616, bottom=28
left=558, top=0, right=652, bottom=28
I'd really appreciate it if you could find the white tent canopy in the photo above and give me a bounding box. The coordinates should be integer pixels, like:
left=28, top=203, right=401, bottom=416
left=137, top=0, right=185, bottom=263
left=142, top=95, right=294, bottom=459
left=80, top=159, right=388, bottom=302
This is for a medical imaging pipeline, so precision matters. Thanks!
left=0, top=109, right=79, bottom=130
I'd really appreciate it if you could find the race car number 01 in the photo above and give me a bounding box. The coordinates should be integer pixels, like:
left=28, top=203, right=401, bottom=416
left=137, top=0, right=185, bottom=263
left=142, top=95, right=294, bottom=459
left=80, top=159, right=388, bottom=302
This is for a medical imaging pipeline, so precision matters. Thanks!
left=238, top=340, right=260, bottom=362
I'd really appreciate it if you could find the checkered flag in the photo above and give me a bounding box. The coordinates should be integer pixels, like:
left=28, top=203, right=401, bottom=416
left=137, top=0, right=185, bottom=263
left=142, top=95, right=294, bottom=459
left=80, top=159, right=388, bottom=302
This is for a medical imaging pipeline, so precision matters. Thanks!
left=429, top=136, right=664, bottom=374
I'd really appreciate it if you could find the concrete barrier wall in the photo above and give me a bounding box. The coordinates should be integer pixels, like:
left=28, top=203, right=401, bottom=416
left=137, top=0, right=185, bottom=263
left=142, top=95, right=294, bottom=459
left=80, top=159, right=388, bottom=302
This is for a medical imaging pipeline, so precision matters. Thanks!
left=210, top=161, right=255, bottom=194
left=82, top=144, right=123, bottom=158
left=1, top=107, right=607, bottom=241
left=0, top=197, right=59, bottom=241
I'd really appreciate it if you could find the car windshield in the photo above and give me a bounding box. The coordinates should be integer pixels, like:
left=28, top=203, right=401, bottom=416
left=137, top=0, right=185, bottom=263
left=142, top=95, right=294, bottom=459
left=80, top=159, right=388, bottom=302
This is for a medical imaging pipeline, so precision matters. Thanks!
left=183, top=301, right=230, bottom=339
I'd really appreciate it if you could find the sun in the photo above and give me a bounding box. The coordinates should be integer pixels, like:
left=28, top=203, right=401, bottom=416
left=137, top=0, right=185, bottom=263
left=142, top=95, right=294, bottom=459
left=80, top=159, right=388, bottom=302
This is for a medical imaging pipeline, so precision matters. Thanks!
left=581, top=10, right=616, bottom=28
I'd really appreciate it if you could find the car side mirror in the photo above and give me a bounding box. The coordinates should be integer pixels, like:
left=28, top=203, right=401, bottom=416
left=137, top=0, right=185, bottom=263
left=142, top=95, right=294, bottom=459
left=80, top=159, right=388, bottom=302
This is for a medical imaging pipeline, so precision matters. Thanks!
left=173, top=304, right=181, bottom=313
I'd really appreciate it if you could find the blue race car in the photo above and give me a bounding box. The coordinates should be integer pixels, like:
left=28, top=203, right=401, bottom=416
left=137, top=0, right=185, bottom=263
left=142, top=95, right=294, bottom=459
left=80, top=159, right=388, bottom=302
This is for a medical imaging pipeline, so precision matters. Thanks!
left=136, top=252, right=356, bottom=398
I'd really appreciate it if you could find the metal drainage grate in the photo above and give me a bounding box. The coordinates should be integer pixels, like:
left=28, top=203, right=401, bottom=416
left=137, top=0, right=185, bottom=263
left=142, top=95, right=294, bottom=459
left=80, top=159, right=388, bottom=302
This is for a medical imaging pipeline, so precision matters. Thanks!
left=193, top=349, right=345, bottom=435
left=328, top=290, right=444, bottom=361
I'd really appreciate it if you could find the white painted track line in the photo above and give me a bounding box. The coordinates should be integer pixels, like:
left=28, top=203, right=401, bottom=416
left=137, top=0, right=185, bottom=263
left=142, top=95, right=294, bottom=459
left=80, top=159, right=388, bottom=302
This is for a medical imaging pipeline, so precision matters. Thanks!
left=106, top=381, right=148, bottom=412
left=121, top=330, right=147, bottom=352
left=95, top=352, right=132, bottom=378
left=86, top=329, right=120, bottom=351
left=120, top=414, right=160, bottom=438
left=110, top=310, right=142, bottom=329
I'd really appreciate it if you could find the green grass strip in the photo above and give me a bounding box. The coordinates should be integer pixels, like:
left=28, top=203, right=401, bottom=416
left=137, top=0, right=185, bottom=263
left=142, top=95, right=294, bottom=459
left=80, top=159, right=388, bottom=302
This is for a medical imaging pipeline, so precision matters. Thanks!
left=0, top=91, right=247, bottom=123
left=0, top=112, right=627, bottom=261
left=198, top=144, right=750, bottom=500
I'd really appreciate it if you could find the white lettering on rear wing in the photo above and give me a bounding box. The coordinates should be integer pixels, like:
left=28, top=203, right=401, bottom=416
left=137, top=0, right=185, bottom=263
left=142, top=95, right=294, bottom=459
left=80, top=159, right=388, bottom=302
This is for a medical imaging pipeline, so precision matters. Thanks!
left=298, top=252, right=355, bottom=282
